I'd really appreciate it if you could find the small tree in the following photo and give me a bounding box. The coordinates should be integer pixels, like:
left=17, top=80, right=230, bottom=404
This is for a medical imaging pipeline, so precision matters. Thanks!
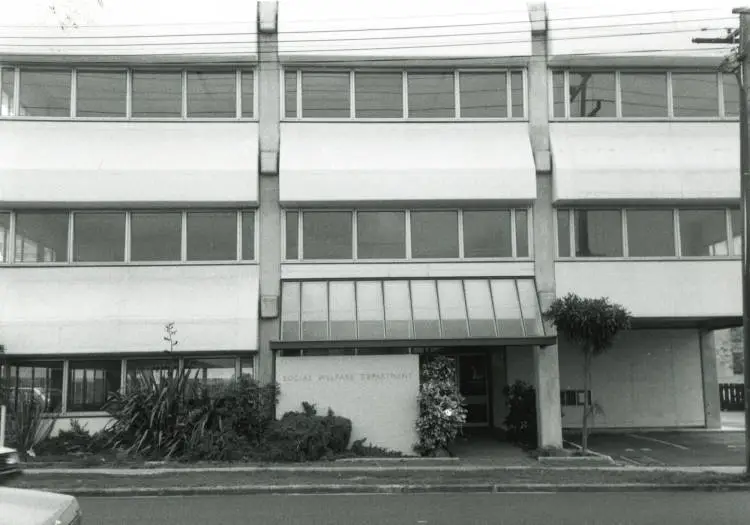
left=543, top=293, right=631, bottom=453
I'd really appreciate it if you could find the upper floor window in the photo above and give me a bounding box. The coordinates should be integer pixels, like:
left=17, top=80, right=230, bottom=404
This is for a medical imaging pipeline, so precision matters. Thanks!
left=552, top=70, right=731, bottom=119
left=557, top=207, right=739, bottom=258
left=284, top=69, right=525, bottom=120
left=0, top=66, right=255, bottom=119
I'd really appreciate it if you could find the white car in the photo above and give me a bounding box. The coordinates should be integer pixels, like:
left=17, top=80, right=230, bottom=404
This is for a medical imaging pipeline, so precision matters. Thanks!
left=0, top=445, right=20, bottom=477
left=0, top=487, right=82, bottom=525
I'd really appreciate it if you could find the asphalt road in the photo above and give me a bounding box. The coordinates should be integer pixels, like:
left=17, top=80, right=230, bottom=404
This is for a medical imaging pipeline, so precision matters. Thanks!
left=80, top=492, right=750, bottom=525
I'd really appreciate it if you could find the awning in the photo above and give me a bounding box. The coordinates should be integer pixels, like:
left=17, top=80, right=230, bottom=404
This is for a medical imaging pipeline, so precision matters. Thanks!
left=274, top=278, right=554, bottom=349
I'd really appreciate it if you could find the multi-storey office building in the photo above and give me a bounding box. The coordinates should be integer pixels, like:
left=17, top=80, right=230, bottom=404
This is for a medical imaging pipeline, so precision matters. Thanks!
left=0, top=0, right=740, bottom=453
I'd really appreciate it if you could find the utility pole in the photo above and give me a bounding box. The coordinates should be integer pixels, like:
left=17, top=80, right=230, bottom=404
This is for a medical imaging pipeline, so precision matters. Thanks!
left=696, top=10, right=750, bottom=473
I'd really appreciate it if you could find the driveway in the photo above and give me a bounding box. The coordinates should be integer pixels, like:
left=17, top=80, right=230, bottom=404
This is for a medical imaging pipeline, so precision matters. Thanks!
left=564, top=431, right=745, bottom=466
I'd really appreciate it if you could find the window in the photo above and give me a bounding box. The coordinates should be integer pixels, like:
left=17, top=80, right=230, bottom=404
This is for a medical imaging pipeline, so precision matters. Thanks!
left=355, top=72, right=403, bottom=118
left=241, top=211, right=255, bottom=260
left=561, top=390, right=592, bottom=407
left=626, top=210, right=675, bottom=256
left=0, top=213, right=8, bottom=262
left=574, top=210, right=622, bottom=257
left=302, top=211, right=352, bottom=259
left=241, top=70, right=254, bottom=118
left=515, top=210, right=529, bottom=257
left=356, top=281, right=385, bottom=339
left=130, top=212, right=182, bottom=262
left=552, top=72, right=565, bottom=118
left=284, top=71, right=297, bottom=118
left=281, top=281, right=301, bottom=341
left=356, top=211, right=405, bottom=259
left=68, top=360, right=122, bottom=411
left=14, top=212, right=69, bottom=263
left=7, top=361, right=64, bottom=412
left=463, top=210, right=512, bottom=258
left=301, top=281, right=328, bottom=340
left=671, top=73, right=719, bottom=117
left=126, top=358, right=179, bottom=383
left=557, top=210, right=571, bottom=257
left=724, top=73, right=740, bottom=117
left=1, top=67, right=13, bottom=116
left=132, top=71, right=182, bottom=118
left=464, top=279, right=496, bottom=337
left=679, top=209, right=729, bottom=256
left=185, top=357, right=237, bottom=395
left=410, top=211, right=459, bottom=258
left=517, top=279, right=543, bottom=335
left=490, top=279, right=524, bottom=336
left=73, top=212, right=126, bottom=262
left=187, top=71, right=236, bottom=118
left=410, top=280, right=440, bottom=338
left=329, top=281, right=356, bottom=340
left=510, top=71, right=524, bottom=117
left=301, top=72, right=350, bottom=118
left=19, top=69, right=71, bottom=117
left=568, top=72, right=616, bottom=118
left=437, top=280, right=469, bottom=338
left=240, top=357, right=254, bottom=378
left=460, top=72, right=506, bottom=118
left=620, top=73, right=668, bottom=117
left=186, top=211, right=237, bottom=261
left=408, top=72, right=454, bottom=118
left=731, top=208, right=742, bottom=255
left=285, top=211, right=299, bottom=259
left=383, top=281, right=412, bottom=339
left=76, top=71, right=126, bottom=117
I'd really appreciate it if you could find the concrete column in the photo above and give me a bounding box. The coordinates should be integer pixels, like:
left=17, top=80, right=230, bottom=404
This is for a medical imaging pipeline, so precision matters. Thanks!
left=700, top=329, right=722, bottom=429
left=256, top=1, right=281, bottom=385
left=491, top=348, right=509, bottom=434
left=528, top=2, right=562, bottom=449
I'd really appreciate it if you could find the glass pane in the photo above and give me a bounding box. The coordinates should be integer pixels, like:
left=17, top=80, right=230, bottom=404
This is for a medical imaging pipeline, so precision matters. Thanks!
left=19, top=69, right=70, bottom=117
left=517, top=279, right=543, bottom=336
left=626, top=209, right=675, bottom=256
left=1, top=67, right=14, bottom=116
left=515, top=209, right=529, bottom=257
left=73, top=212, right=125, bottom=262
left=552, top=71, right=565, bottom=118
left=437, top=280, right=468, bottom=338
left=357, top=211, right=406, bottom=259
left=575, top=210, right=623, bottom=257
left=241, top=211, right=255, bottom=260
left=408, top=72, right=454, bottom=118
left=620, top=73, right=668, bottom=117
left=67, top=360, right=121, bottom=411
left=569, top=72, right=615, bottom=118
left=302, top=72, right=350, bottom=118
left=355, top=72, right=403, bottom=118
left=281, top=281, right=301, bottom=341
left=301, top=281, right=328, bottom=340
left=185, top=357, right=236, bottom=395
left=126, top=358, right=178, bottom=383
left=286, top=211, right=299, bottom=259
left=302, top=211, right=352, bottom=259
left=383, top=281, right=412, bottom=339
left=14, top=212, right=68, bottom=263
left=410, top=280, right=440, bottom=338
left=240, top=357, right=254, bottom=378
left=511, top=71, right=524, bottom=118
left=410, top=211, right=459, bottom=258
left=186, top=212, right=237, bottom=261
left=464, top=280, right=496, bottom=337
left=241, top=70, right=254, bottom=117
left=463, top=210, right=512, bottom=258
left=679, top=209, right=728, bottom=256
left=724, top=73, right=740, bottom=117
left=284, top=71, right=297, bottom=117
left=490, top=279, right=524, bottom=337
left=76, top=71, right=126, bottom=117
left=672, top=73, right=719, bottom=117
left=356, top=281, right=385, bottom=339
left=187, top=71, right=236, bottom=118
left=557, top=210, right=571, bottom=257
left=329, top=281, right=356, bottom=340
left=460, top=72, right=506, bottom=118
left=0, top=213, right=9, bottom=262
left=131, top=212, right=181, bottom=262
left=8, top=361, right=64, bottom=412
left=132, top=71, right=182, bottom=118
left=731, top=208, right=742, bottom=256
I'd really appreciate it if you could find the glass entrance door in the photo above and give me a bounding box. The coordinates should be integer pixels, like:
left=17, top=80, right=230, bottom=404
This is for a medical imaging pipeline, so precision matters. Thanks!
left=457, top=354, right=489, bottom=427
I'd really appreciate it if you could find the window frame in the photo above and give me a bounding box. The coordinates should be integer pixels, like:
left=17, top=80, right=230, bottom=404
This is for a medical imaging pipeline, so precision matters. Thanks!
left=17, top=67, right=73, bottom=119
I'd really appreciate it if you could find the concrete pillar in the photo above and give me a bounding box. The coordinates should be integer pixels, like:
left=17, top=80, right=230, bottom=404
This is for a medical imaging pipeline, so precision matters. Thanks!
left=700, top=329, right=722, bottom=429
left=528, top=2, right=562, bottom=449
left=256, top=1, right=281, bottom=385
left=491, top=348, right=509, bottom=433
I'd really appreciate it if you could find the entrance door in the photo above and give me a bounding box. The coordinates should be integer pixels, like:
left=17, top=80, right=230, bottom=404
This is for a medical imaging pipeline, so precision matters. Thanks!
left=457, top=354, right=489, bottom=427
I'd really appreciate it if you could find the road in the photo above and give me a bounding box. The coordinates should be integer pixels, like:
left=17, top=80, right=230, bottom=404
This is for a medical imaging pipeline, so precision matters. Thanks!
left=80, top=492, right=750, bottom=524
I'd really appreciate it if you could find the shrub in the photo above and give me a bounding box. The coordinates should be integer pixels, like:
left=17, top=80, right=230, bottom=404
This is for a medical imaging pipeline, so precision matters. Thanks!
left=261, top=402, right=352, bottom=462
left=35, top=419, right=93, bottom=456
left=4, top=394, right=59, bottom=460
left=414, top=355, right=467, bottom=457
left=349, top=438, right=403, bottom=458
left=503, top=380, right=537, bottom=448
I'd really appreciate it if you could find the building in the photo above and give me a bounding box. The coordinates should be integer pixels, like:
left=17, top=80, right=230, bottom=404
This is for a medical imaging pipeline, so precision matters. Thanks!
left=0, top=0, right=741, bottom=454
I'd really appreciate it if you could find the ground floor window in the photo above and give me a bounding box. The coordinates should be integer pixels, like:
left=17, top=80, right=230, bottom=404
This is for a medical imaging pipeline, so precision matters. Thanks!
left=68, top=360, right=122, bottom=411
left=4, top=361, right=64, bottom=412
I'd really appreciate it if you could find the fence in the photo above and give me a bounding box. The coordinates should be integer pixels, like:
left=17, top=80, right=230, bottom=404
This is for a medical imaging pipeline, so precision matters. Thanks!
left=720, top=383, right=745, bottom=411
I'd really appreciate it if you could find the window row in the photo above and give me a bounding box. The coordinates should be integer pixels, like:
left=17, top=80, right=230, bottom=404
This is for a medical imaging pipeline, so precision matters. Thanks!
left=0, top=210, right=255, bottom=264
left=283, top=69, right=525, bottom=119
left=285, top=209, right=531, bottom=261
left=0, top=67, right=255, bottom=119
left=0, top=355, right=255, bottom=413
left=557, top=208, right=741, bottom=258
left=552, top=70, right=738, bottom=119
